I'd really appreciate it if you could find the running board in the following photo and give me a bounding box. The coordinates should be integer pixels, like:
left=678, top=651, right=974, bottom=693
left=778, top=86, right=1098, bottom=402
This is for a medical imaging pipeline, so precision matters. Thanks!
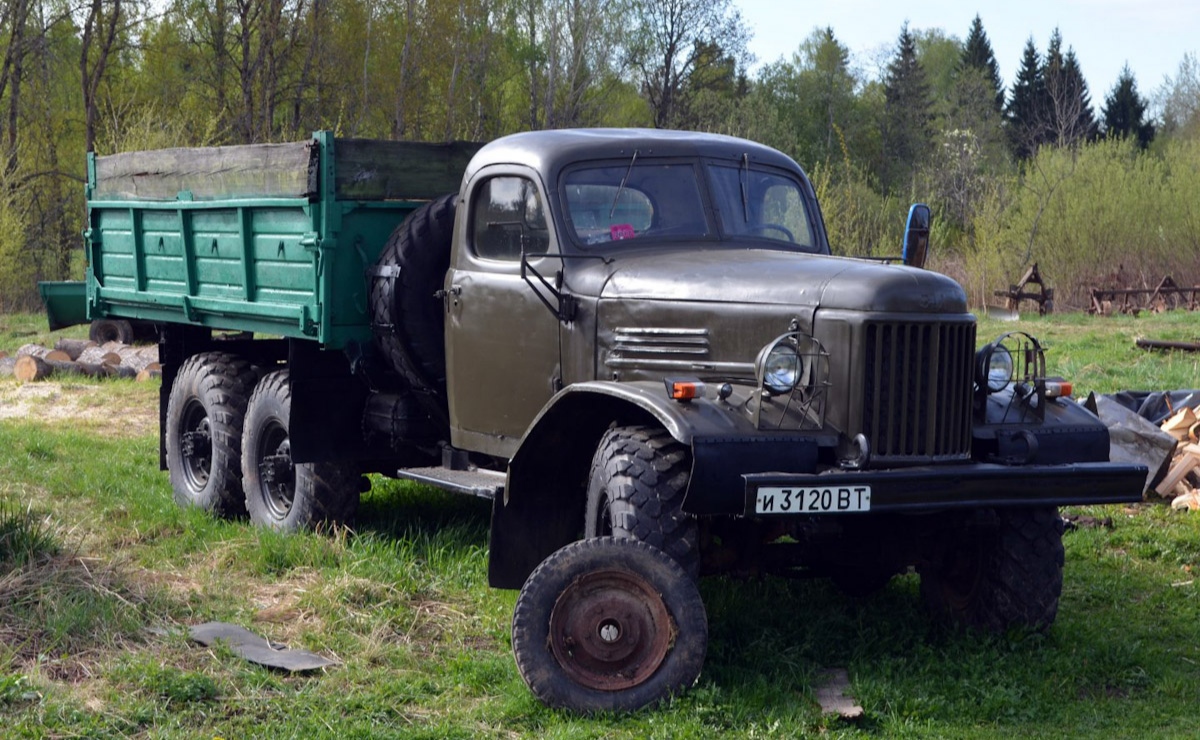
left=394, top=466, right=505, bottom=500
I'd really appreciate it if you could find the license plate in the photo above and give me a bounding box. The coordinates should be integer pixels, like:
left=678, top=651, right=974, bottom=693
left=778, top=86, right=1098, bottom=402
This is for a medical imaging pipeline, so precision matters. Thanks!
left=753, top=485, right=871, bottom=514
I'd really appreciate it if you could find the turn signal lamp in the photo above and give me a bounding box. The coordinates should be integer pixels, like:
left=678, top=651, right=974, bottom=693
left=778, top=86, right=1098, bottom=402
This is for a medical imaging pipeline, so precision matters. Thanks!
left=664, top=378, right=705, bottom=402
left=1044, top=380, right=1073, bottom=399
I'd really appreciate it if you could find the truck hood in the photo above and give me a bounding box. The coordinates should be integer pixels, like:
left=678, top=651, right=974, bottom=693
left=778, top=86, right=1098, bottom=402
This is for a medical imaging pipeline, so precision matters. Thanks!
left=591, top=248, right=967, bottom=314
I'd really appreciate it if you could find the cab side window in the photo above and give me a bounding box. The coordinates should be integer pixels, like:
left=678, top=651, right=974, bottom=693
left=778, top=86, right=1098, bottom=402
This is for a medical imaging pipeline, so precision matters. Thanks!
left=472, top=176, right=550, bottom=261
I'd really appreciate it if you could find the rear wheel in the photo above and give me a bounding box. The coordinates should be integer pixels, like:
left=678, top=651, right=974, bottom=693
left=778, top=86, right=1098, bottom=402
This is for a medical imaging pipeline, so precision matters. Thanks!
left=165, top=352, right=256, bottom=517
left=242, top=370, right=359, bottom=531
left=920, top=507, right=1064, bottom=632
left=584, top=425, right=700, bottom=579
left=512, top=537, right=707, bottom=713
left=89, top=318, right=135, bottom=344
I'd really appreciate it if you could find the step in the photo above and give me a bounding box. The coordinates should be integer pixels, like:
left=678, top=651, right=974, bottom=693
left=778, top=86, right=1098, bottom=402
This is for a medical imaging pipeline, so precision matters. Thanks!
left=394, top=466, right=505, bottom=500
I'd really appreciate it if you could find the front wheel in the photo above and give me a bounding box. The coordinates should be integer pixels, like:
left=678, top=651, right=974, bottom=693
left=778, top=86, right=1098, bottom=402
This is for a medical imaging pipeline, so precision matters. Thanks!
left=512, top=537, right=707, bottom=713
left=919, top=507, right=1064, bottom=633
left=584, top=425, right=699, bottom=579
left=242, top=370, right=359, bottom=531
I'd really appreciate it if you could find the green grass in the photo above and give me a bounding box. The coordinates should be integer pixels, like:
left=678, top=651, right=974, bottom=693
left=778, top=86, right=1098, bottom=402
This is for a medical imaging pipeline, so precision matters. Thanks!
left=0, top=310, right=1199, bottom=737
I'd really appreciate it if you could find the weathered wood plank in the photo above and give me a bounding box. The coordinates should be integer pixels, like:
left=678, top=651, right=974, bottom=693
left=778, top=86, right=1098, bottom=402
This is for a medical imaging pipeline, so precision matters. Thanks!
left=94, top=141, right=318, bottom=201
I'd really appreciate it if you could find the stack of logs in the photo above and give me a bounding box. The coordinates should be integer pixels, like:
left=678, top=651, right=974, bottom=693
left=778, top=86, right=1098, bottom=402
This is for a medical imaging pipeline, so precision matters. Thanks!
left=1155, top=405, right=1200, bottom=511
left=0, top=339, right=160, bottom=382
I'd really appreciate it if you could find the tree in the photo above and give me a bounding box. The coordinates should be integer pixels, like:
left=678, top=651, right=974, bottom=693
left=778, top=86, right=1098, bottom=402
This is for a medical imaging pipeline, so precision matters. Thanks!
left=1154, top=53, right=1200, bottom=140
left=80, top=0, right=124, bottom=153
left=1102, top=65, right=1154, bottom=149
left=1042, top=30, right=1096, bottom=147
left=626, top=0, right=750, bottom=129
left=1005, top=37, right=1044, bottom=159
left=960, top=14, right=1003, bottom=114
left=880, top=23, right=931, bottom=193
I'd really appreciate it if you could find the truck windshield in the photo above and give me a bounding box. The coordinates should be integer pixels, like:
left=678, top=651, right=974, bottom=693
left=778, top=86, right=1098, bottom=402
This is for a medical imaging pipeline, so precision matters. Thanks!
left=563, top=163, right=709, bottom=246
left=706, top=164, right=816, bottom=249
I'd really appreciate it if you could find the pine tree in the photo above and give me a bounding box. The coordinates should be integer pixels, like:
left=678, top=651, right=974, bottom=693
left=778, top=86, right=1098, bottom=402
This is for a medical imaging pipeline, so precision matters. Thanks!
left=960, top=14, right=1003, bottom=113
left=1005, top=38, right=1044, bottom=159
left=1102, top=64, right=1155, bottom=148
left=1042, top=29, right=1096, bottom=146
left=881, top=23, right=932, bottom=192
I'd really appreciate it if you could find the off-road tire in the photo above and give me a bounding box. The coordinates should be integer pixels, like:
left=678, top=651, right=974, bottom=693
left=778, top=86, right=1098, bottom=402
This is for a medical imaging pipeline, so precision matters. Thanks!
left=512, top=537, right=707, bottom=714
left=241, top=370, right=359, bottom=531
left=165, top=352, right=256, bottom=517
left=584, top=425, right=700, bottom=580
left=89, top=318, right=135, bottom=344
left=369, top=193, right=457, bottom=425
left=920, top=506, right=1064, bottom=633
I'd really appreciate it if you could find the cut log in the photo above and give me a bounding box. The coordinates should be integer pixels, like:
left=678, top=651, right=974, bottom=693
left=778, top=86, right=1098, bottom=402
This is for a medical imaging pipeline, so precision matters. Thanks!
left=77, top=346, right=122, bottom=366
left=136, top=365, right=163, bottom=382
left=14, top=355, right=51, bottom=381
left=17, top=343, right=71, bottom=363
left=114, top=346, right=159, bottom=373
left=54, top=338, right=97, bottom=361
left=0, top=356, right=16, bottom=377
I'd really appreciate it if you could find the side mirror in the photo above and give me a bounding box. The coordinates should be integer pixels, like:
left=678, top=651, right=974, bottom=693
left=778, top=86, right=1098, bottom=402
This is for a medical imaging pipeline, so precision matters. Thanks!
left=902, top=203, right=931, bottom=269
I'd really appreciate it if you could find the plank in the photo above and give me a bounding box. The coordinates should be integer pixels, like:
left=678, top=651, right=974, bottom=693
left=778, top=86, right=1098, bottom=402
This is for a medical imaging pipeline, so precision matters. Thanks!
left=94, top=141, right=317, bottom=201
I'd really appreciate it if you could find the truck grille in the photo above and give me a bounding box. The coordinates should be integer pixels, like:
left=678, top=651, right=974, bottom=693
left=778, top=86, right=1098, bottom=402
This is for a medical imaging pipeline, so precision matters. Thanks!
left=862, top=321, right=974, bottom=462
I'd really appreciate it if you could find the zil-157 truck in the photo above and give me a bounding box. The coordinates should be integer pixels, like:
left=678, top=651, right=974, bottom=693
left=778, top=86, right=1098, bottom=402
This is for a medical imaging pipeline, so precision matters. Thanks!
left=57, top=128, right=1145, bottom=712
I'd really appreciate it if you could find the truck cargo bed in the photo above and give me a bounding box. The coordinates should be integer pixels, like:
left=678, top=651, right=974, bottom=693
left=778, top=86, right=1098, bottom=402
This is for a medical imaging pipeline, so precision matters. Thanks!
left=84, top=132, right=479, bottom=349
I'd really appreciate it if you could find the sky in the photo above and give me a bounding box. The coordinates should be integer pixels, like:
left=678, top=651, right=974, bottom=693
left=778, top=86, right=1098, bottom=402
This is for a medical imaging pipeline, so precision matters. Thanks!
left=738, top=0, right=1200, bottom=108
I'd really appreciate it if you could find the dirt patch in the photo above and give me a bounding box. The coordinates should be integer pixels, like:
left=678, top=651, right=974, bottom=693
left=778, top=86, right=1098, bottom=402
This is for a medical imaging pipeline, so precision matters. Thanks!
left=0, top=380, right=157, bottom=438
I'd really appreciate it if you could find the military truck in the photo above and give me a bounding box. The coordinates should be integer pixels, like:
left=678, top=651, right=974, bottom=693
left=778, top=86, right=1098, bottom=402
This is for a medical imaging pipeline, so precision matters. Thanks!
left=57, top=129, right=1145, bottom=712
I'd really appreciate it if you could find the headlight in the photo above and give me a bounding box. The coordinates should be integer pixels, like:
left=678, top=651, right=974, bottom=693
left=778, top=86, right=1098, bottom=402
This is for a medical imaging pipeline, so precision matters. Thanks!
left=976, top=332, right=1044, bottom=395
left=763, top=342, right=802, bottom=395
left=984, top=345, right=1013, bottom=392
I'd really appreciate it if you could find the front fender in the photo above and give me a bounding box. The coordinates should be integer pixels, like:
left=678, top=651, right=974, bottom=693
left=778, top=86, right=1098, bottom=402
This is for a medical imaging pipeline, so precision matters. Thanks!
left=488, top=381, right=831, bottom=587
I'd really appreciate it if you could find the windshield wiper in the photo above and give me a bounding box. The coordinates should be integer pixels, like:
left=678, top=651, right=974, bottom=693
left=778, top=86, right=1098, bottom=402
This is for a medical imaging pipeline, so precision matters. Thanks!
left=609, top=149, right=639, bottom=218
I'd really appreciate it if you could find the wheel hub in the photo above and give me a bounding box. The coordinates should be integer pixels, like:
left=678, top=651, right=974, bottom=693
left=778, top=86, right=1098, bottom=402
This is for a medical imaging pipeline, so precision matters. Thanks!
left=548, top=568, right=674, bottom=691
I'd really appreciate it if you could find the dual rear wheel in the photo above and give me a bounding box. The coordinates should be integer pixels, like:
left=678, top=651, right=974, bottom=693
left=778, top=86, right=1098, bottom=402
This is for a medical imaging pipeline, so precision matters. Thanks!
left=165, top=356, right=358, bottom=531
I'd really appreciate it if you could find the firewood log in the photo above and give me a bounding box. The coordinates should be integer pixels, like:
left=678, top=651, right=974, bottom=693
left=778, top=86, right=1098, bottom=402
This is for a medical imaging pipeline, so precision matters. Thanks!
left=77, top=346, right=122, bottom=366
left=0, top=356, right=16, bottom=377
left=136, top=365, right=163, bottom=382
left=17, top=344, right=71, bottom=363
left=54, top=338, right=97, bottom=361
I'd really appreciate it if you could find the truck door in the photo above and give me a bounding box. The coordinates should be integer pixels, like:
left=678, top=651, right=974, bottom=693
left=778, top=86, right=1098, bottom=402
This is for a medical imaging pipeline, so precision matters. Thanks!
left=445, top=170, right=562, bottom=458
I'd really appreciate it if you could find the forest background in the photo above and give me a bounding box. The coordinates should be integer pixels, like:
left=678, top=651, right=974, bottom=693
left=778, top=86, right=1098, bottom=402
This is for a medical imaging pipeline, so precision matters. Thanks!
left=2, top=0, right=1199, bottom=311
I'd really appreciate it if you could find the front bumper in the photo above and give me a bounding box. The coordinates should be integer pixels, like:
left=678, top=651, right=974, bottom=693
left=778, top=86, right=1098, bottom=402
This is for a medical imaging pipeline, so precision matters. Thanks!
left=742, top=461, right=1147, bottom=518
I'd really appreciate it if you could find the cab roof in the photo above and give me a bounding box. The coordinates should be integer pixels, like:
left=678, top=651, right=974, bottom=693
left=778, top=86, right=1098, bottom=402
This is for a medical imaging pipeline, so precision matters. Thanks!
left=464, top=128, right=806, bottom=185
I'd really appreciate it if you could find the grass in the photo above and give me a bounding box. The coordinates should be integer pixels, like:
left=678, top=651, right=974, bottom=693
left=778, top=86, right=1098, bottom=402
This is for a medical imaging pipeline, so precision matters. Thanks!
left=0, top=310, right=1199, bottom=737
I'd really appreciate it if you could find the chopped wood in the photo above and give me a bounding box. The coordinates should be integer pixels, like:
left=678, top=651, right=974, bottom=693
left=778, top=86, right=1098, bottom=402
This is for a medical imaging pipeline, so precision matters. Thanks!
left=1173, top=489, right=1200, bottom=511
left=14, top=355, right=125, bottom=382
left=1155, top=447, right=1200, bottom=498
left=17, top=343, right=71, bottom=363
left=136, top=365, right=162, bottom=382
left=54, top=338, right=97, bottom=361
left=1162, top=408, right=1198, bottom=442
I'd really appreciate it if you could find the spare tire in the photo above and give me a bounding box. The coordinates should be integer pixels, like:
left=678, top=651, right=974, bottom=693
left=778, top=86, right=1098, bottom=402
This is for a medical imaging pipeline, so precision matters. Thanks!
left=370, top=193, right=457, bottom=427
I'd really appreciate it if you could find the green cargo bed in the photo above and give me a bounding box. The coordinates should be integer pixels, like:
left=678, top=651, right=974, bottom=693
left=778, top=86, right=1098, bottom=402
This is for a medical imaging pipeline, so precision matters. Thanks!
left=85, top=132, right=478, bottom=350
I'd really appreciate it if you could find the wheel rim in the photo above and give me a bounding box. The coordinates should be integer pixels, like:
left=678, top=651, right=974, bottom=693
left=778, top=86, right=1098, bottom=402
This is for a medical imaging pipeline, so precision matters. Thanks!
left=255, top=419, right=295, bottom=520
left=178, top=399, right=213, bottom=494
left=548, top=567, right=674, bottom=691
